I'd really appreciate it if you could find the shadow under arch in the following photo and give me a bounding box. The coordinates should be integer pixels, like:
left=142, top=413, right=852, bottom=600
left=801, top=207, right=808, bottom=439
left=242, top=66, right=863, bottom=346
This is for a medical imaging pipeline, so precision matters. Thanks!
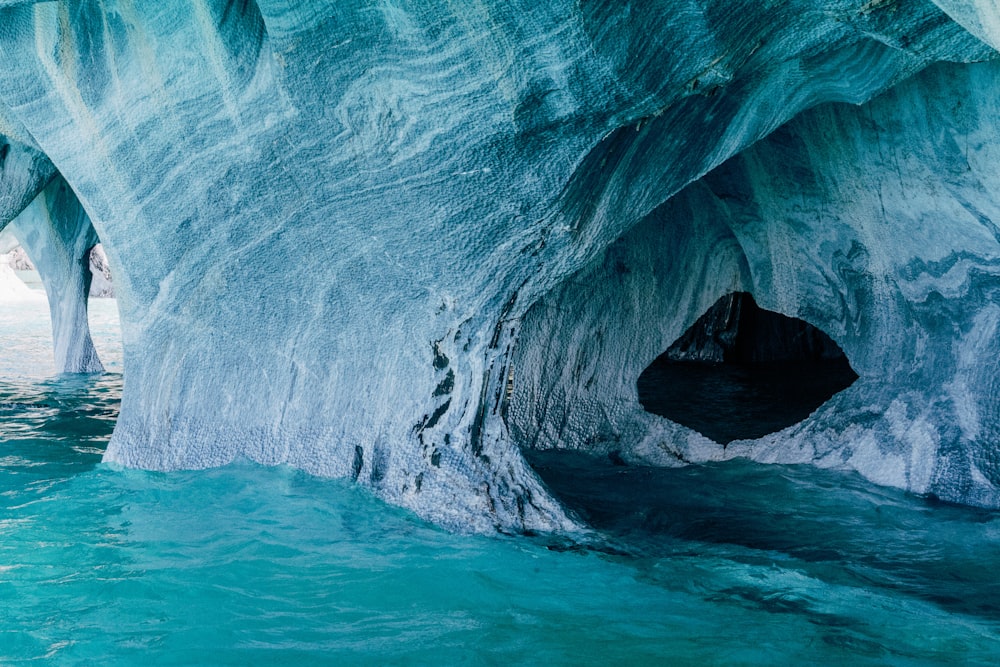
left=637, top=291, right=857, bottom=444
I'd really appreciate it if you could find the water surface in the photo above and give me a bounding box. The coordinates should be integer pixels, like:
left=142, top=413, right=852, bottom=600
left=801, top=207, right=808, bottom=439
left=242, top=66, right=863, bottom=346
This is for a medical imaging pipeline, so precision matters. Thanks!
left=1, top=283, right=998, bottom=664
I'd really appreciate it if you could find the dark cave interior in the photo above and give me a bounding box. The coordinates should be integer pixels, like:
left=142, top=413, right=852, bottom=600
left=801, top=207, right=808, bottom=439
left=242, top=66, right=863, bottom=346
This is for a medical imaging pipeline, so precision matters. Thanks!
left=637, top=292, right=857, bottom=444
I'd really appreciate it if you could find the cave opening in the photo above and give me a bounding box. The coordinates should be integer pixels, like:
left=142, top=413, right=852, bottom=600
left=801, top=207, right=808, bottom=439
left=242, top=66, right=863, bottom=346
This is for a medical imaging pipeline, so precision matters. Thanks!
left=637, top=292, right=857, bottom=444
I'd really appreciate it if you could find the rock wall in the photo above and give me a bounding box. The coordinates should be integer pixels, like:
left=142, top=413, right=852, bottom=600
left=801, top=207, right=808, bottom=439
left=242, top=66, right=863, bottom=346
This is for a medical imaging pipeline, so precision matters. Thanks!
left=3, top=243, right=113, bottom=298
left=0, top=1, right=994, bottom=530
left=510, top=59, right=1000, bottom=508
left=10, top=177, right=104, bottom=373
left=659, top=292, right=848, bottom=364
left=5, top=246, right=33, bottom=271
left=87, top=245, right=114, bottom=298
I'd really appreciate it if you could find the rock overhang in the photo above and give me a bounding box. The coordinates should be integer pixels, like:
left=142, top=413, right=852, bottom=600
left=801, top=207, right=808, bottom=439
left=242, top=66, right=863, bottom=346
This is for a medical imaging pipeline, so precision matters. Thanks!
left=0, top=0, right=996, bottom=531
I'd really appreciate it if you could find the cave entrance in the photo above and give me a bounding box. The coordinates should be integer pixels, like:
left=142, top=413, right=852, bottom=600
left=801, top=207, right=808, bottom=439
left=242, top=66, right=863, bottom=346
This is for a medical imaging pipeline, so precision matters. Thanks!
left=637, top=292, right=857, bottom=444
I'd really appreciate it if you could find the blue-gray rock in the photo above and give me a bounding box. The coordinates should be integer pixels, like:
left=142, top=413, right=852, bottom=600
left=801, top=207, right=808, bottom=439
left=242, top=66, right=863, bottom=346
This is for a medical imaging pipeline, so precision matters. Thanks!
left=10, top=176, right=104, bottom=373
left=0, top=133, right=56, bottom=229
left=0, top=1, right=996, bottom=531
left=511, top=58, right=1000, bottom=508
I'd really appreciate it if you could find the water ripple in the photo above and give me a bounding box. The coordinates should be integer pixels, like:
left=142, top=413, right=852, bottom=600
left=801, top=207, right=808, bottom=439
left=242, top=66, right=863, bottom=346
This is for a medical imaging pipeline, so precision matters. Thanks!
left=0, top=367, right=998, bottom=661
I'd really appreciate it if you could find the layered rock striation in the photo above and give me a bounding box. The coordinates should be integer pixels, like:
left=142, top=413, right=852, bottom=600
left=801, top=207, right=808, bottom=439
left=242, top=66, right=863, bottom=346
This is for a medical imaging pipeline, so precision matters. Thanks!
left=512, top=58, right=1000, bottom=508
left=1, top=128, right=106, bottom=373
left=0, top=1, right=997, bottom=529
left=10, top=176, right=104, bottom=373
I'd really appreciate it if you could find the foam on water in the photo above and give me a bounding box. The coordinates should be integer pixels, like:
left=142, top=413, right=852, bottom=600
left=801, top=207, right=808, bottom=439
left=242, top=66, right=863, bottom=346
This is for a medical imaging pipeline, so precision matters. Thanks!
left=1, top=279, right=999, bottom=663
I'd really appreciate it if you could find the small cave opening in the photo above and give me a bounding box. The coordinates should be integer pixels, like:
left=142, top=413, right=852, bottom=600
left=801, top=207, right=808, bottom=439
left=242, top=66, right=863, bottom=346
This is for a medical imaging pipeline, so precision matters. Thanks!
left=637, top=292, right=857, bottom=444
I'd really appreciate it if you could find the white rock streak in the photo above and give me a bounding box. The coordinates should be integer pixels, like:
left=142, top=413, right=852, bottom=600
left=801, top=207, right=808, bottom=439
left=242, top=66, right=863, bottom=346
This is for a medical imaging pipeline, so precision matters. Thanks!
left=0, top=1, right=995, bottom=530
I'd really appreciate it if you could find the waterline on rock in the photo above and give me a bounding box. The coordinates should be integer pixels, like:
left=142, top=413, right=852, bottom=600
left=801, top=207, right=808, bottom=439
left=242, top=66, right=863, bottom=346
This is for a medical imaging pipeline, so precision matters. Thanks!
left=0, top=372, right=997, bottom=662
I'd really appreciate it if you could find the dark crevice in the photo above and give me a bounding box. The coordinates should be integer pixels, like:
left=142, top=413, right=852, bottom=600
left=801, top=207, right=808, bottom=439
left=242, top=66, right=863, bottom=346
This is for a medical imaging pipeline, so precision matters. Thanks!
left=351, top=445, right=363, bottom=480
left=638, top=292, right=857, bottom=444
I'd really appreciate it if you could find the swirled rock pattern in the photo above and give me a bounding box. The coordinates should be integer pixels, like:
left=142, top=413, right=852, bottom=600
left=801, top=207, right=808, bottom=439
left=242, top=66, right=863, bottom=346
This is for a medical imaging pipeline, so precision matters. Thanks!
left=0, top=1, right=996, bottom=530
left=1, top=128, right=103, bottom=374
left=512, top=59, right=1000, bottom=507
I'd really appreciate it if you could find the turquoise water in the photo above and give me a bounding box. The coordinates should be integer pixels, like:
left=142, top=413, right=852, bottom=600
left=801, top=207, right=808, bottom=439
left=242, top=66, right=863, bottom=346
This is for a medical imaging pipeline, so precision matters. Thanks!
left=2, top=287, right=1000, bottom=664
